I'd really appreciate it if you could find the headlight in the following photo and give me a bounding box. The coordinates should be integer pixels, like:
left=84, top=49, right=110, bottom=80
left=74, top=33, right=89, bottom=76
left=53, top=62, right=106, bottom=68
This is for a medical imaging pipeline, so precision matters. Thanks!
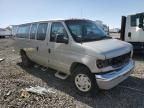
left=96, top=59, right=110, bottom=68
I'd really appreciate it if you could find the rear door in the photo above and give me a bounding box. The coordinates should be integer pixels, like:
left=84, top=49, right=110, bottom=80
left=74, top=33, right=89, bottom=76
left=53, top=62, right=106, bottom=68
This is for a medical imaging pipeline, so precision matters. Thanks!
left=34, top=23, right=49, bottom=66
left=15, top=24, right=31, bottom=51
left=27, top=23, right=38, bottom=61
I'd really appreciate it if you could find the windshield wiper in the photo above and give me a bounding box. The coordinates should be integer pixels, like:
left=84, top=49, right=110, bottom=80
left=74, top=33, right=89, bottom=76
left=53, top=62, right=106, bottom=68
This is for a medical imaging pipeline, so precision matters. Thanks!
left=98, top=36, right=112, bottom=40
left=76, top=36, right=112, bottom=43
left=81, top=37, right=103, bottom=42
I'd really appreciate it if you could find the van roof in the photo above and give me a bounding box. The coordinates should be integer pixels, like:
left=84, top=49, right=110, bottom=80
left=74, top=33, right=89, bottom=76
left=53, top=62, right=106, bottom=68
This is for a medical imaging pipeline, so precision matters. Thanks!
left=16, top=18, right=92, bottom=26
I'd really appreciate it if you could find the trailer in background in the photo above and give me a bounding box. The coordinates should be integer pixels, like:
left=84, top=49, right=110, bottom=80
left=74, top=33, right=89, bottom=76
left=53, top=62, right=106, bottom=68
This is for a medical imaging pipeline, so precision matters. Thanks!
left=120, top=12, right=144, bottom=50
left=0, top=28, right=12, bottom=38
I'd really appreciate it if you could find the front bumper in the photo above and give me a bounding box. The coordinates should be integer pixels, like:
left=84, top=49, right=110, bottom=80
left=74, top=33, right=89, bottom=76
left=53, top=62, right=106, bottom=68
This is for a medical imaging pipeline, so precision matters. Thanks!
left=95, top=59, right=135, bottom=90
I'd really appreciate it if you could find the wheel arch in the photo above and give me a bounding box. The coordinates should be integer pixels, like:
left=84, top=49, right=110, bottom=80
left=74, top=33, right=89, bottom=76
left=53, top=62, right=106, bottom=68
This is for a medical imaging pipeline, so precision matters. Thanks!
left=70, top=62, right=91, bottom=74
left=20, top=49, right=26, bottom=55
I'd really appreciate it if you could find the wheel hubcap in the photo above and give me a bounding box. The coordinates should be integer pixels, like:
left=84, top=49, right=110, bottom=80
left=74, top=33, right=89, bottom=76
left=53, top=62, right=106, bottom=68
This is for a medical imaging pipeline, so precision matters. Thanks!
left=75, top=74, right=91, bottom=92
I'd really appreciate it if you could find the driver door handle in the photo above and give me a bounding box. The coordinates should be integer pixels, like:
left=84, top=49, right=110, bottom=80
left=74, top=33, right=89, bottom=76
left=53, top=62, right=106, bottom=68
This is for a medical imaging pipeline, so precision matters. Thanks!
left=48, top=48, right=51, bottom=53
left=128, top=32, right=131, bottom=37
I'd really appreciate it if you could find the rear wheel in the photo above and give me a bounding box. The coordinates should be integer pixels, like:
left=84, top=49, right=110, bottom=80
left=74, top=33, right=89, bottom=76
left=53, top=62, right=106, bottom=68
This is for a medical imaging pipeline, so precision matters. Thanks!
left=71, top=65, right=99, bottom=96
left=20, top=51, right=33, bottom=67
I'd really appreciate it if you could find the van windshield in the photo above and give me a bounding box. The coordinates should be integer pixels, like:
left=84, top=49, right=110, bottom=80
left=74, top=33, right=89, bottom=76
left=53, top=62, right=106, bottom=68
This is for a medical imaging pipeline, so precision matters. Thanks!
left=65, top=20, right=109, bottom=42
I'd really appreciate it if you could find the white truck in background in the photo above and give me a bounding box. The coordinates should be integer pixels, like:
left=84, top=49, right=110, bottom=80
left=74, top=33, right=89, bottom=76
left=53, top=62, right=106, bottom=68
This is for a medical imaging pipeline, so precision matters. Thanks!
left=120, top=12, right=144, bottom=51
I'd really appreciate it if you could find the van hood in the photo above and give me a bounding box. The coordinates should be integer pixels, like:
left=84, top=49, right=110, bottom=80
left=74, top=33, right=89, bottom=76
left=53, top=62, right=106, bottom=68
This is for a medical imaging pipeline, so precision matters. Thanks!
left=82, top=39, right=132, bottom=59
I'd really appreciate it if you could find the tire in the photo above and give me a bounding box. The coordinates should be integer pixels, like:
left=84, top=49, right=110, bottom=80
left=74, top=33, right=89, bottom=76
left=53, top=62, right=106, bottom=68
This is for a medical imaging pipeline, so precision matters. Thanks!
left=71, top=65, right=99, bottom=96
left=20, top=51, right=33, bottom=67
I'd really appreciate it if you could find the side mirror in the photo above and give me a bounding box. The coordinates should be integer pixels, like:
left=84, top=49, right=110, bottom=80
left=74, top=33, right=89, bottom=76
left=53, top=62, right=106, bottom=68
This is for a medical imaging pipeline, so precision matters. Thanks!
left=56, top=34, right=68, bottom=44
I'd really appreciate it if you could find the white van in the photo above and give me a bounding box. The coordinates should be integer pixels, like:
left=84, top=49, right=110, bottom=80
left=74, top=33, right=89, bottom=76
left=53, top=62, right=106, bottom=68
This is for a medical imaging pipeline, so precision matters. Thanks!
left=121, top=12, right=144, bottom=50
left=14, top=19, right=134, bottom=94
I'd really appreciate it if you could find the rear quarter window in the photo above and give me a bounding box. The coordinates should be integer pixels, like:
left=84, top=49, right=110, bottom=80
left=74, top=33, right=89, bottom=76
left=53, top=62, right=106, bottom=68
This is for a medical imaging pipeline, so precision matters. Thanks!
left=16, top=24, right=31, bottom=38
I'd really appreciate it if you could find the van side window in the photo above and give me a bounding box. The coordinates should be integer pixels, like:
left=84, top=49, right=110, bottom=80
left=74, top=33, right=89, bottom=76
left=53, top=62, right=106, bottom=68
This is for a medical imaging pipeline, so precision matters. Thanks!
left=36, top=23, right=48, bottom=41
left=12, top=25, right=18, bottom=37
left=30, top=24, right=37, bottom=39
left=50, top=22, right=68, bottom=42
left=16, top=24, right=31, bottom=38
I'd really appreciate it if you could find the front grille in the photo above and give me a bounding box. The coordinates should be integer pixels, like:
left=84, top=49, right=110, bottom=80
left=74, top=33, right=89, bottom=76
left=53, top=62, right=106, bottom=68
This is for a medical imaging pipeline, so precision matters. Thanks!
left=111, top=52, right=131, bottom=68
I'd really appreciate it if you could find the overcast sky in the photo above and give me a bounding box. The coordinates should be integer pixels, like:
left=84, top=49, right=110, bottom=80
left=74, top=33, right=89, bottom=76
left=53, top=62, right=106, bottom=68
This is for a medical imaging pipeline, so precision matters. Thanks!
left=0, top=0, right=144, bottom=28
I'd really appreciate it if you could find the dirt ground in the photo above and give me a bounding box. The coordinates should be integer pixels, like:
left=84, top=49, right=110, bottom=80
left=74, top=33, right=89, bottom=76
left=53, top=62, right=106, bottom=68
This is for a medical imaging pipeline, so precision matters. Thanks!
left=0, top=38, right=144, bottom=108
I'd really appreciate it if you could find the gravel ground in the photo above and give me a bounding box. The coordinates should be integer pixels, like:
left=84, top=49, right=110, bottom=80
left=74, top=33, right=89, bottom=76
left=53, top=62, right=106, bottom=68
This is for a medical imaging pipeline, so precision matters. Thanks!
left=0, top=38, right=144, bottom=108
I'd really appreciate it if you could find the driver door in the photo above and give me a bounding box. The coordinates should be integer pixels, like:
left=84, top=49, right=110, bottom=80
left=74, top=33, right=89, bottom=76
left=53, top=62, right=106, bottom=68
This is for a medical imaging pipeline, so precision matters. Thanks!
left=48, top=22, right=70, bottom=73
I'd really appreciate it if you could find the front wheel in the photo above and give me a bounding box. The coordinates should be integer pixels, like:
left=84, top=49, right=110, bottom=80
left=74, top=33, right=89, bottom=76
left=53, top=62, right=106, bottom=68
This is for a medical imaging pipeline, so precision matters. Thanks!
left=71, top=66, right=99, bottom=96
